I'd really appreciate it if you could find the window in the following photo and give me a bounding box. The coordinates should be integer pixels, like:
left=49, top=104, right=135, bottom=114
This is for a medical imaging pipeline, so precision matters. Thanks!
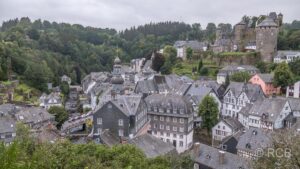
left=167, top=133, right=170, bottom=137
left=180, top=135, right=183, bottom=139
left=166, top=117, right=170, bottom=122
left=160, top=116, right=164, bottom=121
left=118, top=119, right=123, bottom=126
left=97, top=118, right=102, bottom=125
left=223, top=126, right=225, bottom=130
left=154, top=116, right=158, bottom=120
left=173, top=109, right=177, bottom=114
left=166, top=139, right=170, bottom=142
left=153, top=124, right=157, bottom=129
left=159, top=108, right=164, bottom=113
left=179, top=127, right=184, bottom=132
left=180, top=118, right=184, bottom=123
left=118, top=129, right=124, bottom=137
left=218, top=125, right=220, bottom=129
left=180, top=109, right=184, bottom=114
left=173, top=126, right=177, bottom=131
left=166, top=125, right=170, bottom=130
left=173, top=133, right=177, bottom=138
left=97, top=128, right=102, bottom=134
left=179, top=141, right=183, bottom=147
left=160, top=132, right=164, bottom=136
left=160, top=124, right=164, bottom=130
left=173, top=117, right=177, bottom=123
left=167, top=109, right=170, bottom=113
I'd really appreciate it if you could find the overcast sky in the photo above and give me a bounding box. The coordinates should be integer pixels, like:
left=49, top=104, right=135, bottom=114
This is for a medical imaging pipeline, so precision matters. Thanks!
left=0, top=0, right=299, bottom=30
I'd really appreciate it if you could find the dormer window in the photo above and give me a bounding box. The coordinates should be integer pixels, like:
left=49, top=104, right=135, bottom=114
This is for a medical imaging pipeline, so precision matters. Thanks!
left=167, top=109, right=170, bottom=113
left=180, top=109, right=184, bottom=114
left=159, top=108, right=164, bottom=113
left=173, top=109, right=177, bottom=114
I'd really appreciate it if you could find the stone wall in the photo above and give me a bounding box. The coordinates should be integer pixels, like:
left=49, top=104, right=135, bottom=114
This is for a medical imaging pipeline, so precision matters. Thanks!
left=213, top=52, right=261, bottom=66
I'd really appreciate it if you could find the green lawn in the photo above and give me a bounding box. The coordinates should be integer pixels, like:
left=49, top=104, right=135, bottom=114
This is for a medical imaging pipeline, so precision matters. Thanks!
left=219, top=52, right=257, bottom=57
left=172, top=59, right=219, bottom=79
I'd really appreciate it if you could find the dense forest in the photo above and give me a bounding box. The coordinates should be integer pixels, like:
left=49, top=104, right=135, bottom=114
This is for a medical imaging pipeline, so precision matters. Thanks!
left=0, top=17, right=299, bottom=91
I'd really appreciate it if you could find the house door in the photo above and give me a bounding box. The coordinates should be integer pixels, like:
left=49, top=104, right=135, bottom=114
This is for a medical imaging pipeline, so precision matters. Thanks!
left=173, top=140, right=177, bottom=147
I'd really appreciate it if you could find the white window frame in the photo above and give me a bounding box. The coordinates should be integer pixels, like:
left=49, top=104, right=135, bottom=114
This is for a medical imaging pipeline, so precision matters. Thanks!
left=118, top=119, right=123, bottom=126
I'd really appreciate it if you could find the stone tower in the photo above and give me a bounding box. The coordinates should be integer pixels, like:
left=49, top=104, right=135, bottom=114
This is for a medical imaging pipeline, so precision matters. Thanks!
left=255, top=17, right=279, bottom=62
left=216, top=27, right=222, bottom=41
left=234, top=20, right=247, bottom=51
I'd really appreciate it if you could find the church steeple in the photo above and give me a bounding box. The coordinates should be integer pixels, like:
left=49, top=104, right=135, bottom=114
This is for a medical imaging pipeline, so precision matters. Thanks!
left=111, top=56, right=124, bottom=94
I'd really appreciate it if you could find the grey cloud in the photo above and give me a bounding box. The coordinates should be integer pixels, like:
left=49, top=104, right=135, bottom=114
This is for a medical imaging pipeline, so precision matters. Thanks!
left=0, top=0, right=299, bottom=30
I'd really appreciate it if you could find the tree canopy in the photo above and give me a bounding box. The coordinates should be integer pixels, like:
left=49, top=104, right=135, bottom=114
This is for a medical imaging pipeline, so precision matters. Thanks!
left=198, top=95, right=219, bottom=133
left=230, top=71, right=251, bottom=82
left=273, top=63, right=294, bottom=90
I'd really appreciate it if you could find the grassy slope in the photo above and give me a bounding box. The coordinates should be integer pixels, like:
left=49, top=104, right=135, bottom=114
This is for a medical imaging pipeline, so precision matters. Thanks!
left=172, top=59, right=220, bottom=80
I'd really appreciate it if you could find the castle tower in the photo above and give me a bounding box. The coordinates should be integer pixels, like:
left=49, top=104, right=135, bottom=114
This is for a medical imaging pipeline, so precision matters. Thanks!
left=216, top=27, right=222, bottom=41
left=255, top=17, right=279, bottom=62
left=277, top=13, right=283, bottom=27
left=234, top=20, right=247, bottom=51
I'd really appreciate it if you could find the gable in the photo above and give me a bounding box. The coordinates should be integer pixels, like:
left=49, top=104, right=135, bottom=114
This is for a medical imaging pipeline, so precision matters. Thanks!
left=94, top=101, right=128, bottom=119
left=213, top=121, right=233, bottom=132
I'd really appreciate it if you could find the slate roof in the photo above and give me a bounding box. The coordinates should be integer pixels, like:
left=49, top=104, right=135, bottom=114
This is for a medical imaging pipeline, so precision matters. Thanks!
left=275, top=50, right=300, bottom=59
left=256, top=73, right=274, bottom=83
left=100, top=129, right=120, bottom=147
left=165, top=74, right=191, bottom=95
left=111, top=94, right=143, bottom=116
left=225, top=82, right=265, bottom=101
left=219, top=65, right=259, bottom=74
left=129, top=133, right=176, bottom=158
left=287, top=98, right=300, bottom=112
left=145, top=94, right=193, bottom=115
left=247, top=97, right=289, bottom=122
left=134, top=80, right=157, bottom=94
left=194, top=143, right=249, bottom=169
left=81, top=72, right=111, bottom=93
left=185, top=84, right=212, bottom=97
left=134, top=74, right=191, bottom=95
left=194, top=80, right=225, bottom=97
left=257, top=17, right=278, bottom=27
left=0, top=117, right=16, bottom=134
left=0, top=104, right=18, bottom=116
left=174, top=40, right=207, bottom=51
left=236, top=128, right=272, bottom=153
left=16, top=107, right=55, bottom=126
left=184, top=85, right=213, bottom=105
left=223, top=117, right=243, bottom=131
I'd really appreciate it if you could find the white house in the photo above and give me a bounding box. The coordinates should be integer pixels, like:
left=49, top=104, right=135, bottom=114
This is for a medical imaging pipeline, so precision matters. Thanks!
left=239, top=97, right=292, bottom=130
left=286, top=81, right=300, bottom=98
left=274, top=50, right=300, bottom=63
left=173, top=40, right=208, bottom=60
left=61, top=75, right=71, bottom=85
left=212, top=117, right=243, bottom=141
left=39, top=93, right=62, bottom=109
left=222, top=82, right=265, bottom=118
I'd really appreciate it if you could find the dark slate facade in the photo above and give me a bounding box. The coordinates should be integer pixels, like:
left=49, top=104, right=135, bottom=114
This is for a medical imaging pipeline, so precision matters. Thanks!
left=93, top=95, right=147, bottom=138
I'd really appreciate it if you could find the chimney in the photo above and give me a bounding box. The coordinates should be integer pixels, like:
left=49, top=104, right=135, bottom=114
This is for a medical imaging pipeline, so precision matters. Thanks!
left=219, top=150, right=225, bottom=165
left=193, top=142, right=200, bottom=158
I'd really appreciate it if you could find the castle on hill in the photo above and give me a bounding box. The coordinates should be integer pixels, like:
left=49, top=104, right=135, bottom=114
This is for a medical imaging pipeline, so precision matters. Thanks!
left=212, top=12, right=283, bottom=62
